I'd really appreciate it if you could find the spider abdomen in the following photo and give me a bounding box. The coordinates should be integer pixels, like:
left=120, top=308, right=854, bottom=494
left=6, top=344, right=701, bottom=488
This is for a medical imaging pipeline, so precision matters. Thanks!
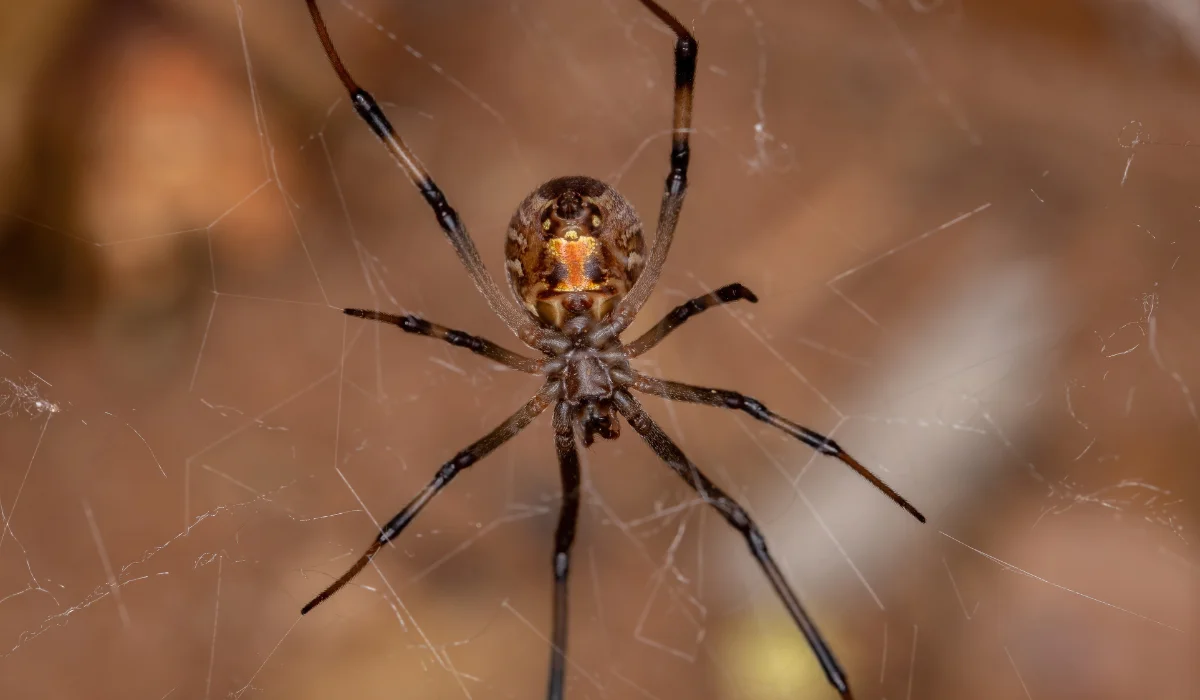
left=505, top=176, right=644, bottom=329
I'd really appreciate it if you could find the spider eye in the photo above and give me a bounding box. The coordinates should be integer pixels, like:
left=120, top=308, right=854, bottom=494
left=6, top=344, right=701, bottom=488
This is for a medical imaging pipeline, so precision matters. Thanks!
left=591, top=215, right=602, bottom=228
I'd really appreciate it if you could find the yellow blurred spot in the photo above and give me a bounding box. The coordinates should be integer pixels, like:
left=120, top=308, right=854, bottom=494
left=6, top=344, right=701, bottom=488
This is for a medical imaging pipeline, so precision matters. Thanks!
left=718, top=608, right=831, bottom=700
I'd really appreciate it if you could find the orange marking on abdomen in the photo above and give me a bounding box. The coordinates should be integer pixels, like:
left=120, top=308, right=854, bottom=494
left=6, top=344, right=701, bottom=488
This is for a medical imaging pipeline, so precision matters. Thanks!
left=549, top=236, right=603, bottom=292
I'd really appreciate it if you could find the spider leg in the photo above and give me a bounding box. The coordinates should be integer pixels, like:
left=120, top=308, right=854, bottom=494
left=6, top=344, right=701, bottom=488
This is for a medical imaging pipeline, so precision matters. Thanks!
left=301, top=382, right=558, bottom=614
left=628, top=373, right=925, bottom=523
left=612, top=391, right=856, bottom=700
left=305, top=0, right=560, bottom=352
left=547, top=402, right=581, bottom=700
left=344, top=308, right=543, bottom=373
left=623, top=283, right=757, bottom=357
left=591, top=0, right=697, bottom=346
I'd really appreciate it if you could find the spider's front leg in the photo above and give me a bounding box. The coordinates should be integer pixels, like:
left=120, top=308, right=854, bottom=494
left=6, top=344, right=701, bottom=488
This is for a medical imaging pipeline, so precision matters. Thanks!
left=301, top=382, right=558, bottom=614
left=546, top=402, right=581, bottom=700
left=612, top=391, right=856, bottom=699
left=344, top=308, right=543, bottom=373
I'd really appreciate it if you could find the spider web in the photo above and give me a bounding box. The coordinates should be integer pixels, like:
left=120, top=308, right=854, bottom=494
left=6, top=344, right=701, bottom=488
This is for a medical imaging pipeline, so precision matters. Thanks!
left=0, top=1, right=1197, bottom=698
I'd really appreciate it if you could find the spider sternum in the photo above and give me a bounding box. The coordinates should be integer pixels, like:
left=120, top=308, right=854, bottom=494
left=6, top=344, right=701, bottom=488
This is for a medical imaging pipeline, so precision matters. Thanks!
left=546, top=342, right=633, bottom=446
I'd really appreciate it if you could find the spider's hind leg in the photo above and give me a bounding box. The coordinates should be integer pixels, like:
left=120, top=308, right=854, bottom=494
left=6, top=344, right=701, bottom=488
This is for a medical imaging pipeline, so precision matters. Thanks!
left=588, top=0, right=699, bottom=346
left=305, top=0, right=556, bottom=350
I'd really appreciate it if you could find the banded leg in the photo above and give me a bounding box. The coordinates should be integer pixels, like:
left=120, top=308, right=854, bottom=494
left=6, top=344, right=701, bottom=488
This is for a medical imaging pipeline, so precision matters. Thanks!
left=612, top=391, right=856, bottom=699
left=623, top=283, right=758, bottom=357
left=305, top=0, right=558, bottom=352
left=344, top=308, right=541, bottom=373
left=592, top=0, right=697, bottom=345
left=629, top=374, right=925, bottom=523
left=301, top=382, right=558, bottom=614
left=547, top=402, right=581, bottom=700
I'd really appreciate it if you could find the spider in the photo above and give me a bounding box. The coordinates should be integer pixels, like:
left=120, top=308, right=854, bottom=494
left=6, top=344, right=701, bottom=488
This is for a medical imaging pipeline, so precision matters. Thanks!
left=300, top=1, right=925, bottom=698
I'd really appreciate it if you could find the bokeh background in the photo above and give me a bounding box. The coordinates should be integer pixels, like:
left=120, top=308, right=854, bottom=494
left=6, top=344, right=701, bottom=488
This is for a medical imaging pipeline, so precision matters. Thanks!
left=1, top=0, right=1197, bottom=698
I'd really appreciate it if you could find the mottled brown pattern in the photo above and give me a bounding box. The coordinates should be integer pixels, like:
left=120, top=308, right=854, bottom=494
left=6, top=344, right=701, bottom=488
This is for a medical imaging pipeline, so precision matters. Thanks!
left=504, top=175, right=644, bottom=327
left=300, top=1, right=922, bottom=694
left=3, top=1, right=1196, bottom=699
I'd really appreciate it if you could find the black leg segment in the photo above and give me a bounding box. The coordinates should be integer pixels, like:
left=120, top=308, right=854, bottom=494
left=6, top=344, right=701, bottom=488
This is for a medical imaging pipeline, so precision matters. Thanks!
left=305, top=0, right=552, bottom=347
left=613, top=391, right=856, bottom=699
left=344, top=308, right=541, bottom=373
left=546, top=402, right=582, bottom=700
left=591, top=0, right=699, bottom=345
left=629, top=374, right=925, bottom=523
left=301, top=382, right=558, bottom=615
left=623, top=283, right=757, bottom=357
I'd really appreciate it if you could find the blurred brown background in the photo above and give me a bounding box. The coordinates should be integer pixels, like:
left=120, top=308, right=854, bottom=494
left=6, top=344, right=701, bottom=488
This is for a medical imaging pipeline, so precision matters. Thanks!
left=0, top=0, right=1197, bottom=698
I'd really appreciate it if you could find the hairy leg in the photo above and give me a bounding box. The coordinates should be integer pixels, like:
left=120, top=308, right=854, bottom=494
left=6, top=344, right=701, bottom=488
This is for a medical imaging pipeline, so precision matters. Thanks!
left=302, top=382, right=558, bottom=614
left=590, top=0, right=698, bottom=345
left=623, top=283, right=757, bottom=357
left=345, top=308, right=542, bottom=373
left=546, top=402, right=581, bottom=699
left=305, top=0, right=558, bottom=351
left=628, top=373, right=925, bottom=523
left=614, top=391, right=856, bottom=699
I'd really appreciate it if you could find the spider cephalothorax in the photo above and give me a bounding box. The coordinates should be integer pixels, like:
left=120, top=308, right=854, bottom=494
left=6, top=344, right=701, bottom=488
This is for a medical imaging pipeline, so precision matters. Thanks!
left=303, top=2, right=925, bottom=699
left=505, top=176, right=645, bottom=329
left=551, top=344, right=629, bottom=445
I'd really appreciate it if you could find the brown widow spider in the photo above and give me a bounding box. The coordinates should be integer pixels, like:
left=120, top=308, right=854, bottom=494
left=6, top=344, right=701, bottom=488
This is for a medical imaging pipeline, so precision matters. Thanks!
left=301, top=1, right=925, bottom=698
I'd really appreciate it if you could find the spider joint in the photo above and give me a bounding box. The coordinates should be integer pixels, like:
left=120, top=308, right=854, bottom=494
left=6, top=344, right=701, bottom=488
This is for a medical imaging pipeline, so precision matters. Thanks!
left=350, top=90, right=396, bottom=140
left=745, top=525, right=768, bottom=552
left=553, top=552, right=569, bottom=579
left=444, top=330, right=479, bottom=350
left=674, top=38, right=698, bottom=86
left=446, top=453, right=476, bottom=474
left=743, top=397, right=766, bottom=413
left=808, top=432, right=841, bottom=455
left=399, top=316, right=431, bottom=334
